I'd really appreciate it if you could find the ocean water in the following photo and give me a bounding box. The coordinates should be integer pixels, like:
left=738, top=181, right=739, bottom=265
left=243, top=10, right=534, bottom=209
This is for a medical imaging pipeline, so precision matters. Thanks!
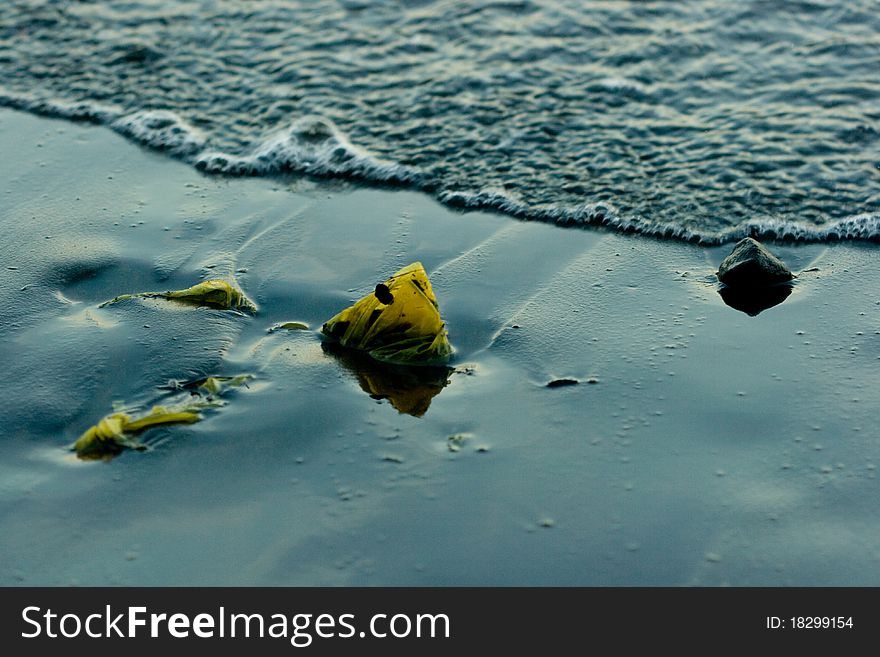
left=1, top=0, right=878, bottom=242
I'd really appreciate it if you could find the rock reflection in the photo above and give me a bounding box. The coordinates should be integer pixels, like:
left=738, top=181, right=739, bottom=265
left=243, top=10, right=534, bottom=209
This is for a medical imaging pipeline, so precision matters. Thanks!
left=718, top=283, right=793, bottom=316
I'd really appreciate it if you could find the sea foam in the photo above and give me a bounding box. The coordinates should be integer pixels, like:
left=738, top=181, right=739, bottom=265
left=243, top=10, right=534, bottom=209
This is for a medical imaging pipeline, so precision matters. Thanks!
left=438, top=188, right=880, bottom=245
left=111, top=111, right=206, bottom=158
left=2, top=87, right=878, bottom=245
left=194, top=116, right=422, bottom=184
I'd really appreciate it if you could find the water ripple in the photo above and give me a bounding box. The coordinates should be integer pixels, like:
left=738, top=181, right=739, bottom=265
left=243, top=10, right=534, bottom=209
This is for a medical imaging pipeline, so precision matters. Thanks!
left=1, top=0, right=878, bottom=243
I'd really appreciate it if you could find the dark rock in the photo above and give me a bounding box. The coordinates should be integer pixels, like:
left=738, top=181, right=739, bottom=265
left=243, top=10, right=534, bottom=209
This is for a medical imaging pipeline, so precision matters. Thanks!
left=717, top=238, right=793, bottom=287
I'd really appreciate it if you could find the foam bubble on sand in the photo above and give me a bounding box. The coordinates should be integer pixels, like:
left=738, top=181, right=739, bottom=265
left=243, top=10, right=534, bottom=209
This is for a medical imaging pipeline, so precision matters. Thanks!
left=194, top=115, right=422, bottom=184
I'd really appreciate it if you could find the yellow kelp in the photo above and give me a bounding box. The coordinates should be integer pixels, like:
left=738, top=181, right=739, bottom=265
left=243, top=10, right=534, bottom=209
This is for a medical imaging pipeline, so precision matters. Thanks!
left=182, top=374, right=255, bottom=395
left=99, top=279, right=257, bottom=313
left=73, top=405, right=204, bottom=458
left=321, top=262, right=452, bottom=365
left=267, top=321, right=310, bottom=333
left=73, top=374, right=254, bottom=459
left=159, top=374, right=255, bottom=393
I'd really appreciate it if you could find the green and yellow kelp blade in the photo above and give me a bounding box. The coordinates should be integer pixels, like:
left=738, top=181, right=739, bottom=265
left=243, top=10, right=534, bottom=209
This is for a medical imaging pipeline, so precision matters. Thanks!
left=73, top=406, right=201, bottom=458
left=163, top=280, right=256, bottom=313
left=123, top=406, right=202, bottom=433
left=321, top=262, right=452, bottom=365
left=192, top=374, right=254, bottom=396
left=99, top=279, right=256, bottom=313
left=73, top=374, right=254, bottom=459
left=267, top=321, right=310, bottom=333
left=161, top=374, right=255, bottom=395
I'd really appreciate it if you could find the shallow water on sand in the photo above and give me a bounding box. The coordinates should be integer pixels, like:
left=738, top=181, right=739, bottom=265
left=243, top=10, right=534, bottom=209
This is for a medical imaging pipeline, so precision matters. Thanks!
left=2, top=111, right=879, bottom=585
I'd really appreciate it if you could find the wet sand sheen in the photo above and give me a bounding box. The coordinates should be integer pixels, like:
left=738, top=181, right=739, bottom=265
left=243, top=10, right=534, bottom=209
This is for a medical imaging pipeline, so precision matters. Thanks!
left=1, top=109, right=879, bottom=586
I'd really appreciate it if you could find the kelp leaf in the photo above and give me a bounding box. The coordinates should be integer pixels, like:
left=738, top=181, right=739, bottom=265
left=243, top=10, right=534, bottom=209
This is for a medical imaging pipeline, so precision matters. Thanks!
left=160, top=373, right=255, bottom=395
left=267, top=321, right=310, bottom=333
left=193, top=374, right=254, bottom=395
left=99, top=279, right=256, bottom=313
left=73, top=407, right=198, bottom=457
left=321, top=262, right=452, bottom=365
left=72, top=374, right=254, bottom=459
left=123, top=406, right=202, bottom=433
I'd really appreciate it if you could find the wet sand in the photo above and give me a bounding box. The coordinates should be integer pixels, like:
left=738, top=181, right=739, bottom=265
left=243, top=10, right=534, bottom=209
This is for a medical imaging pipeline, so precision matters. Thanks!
left=1, top=108, right=879, bottom=586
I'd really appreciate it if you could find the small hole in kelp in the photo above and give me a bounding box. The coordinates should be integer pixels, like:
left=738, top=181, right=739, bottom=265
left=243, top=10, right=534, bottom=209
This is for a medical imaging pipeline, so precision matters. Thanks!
left=374, top=283, right=394, bottom=305
left=321, top=342, right=452, bottom=418
left=717, top=282, right=793, bottom=316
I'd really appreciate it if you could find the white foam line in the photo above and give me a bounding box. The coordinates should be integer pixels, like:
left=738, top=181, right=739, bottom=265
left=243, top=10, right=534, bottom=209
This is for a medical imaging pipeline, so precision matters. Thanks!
left=193, top=115, right=423, bottom=184
left=2, top=89, right=878, bottom=246
left=438, top=188, right=880, bottom=245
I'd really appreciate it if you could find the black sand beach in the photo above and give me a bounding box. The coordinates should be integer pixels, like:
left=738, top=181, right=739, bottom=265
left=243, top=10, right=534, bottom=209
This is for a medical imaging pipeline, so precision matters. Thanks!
left=2, top=109, right=879, bottom=586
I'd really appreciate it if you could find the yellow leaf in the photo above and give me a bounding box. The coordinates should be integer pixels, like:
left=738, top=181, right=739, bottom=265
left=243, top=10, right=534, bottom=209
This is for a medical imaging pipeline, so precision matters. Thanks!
left=321, top=262, right=452, bottom=365
left=71, top=374, right=253, bottom=459
left=73, top=406, right=201, bottom=458
left=163, top=280, right=256, bottom=313
left=267, top=321, right=310, bottom=333
left=99, top=279, right=256, bottom=313
left=123, top=406, right=201, bottom=433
